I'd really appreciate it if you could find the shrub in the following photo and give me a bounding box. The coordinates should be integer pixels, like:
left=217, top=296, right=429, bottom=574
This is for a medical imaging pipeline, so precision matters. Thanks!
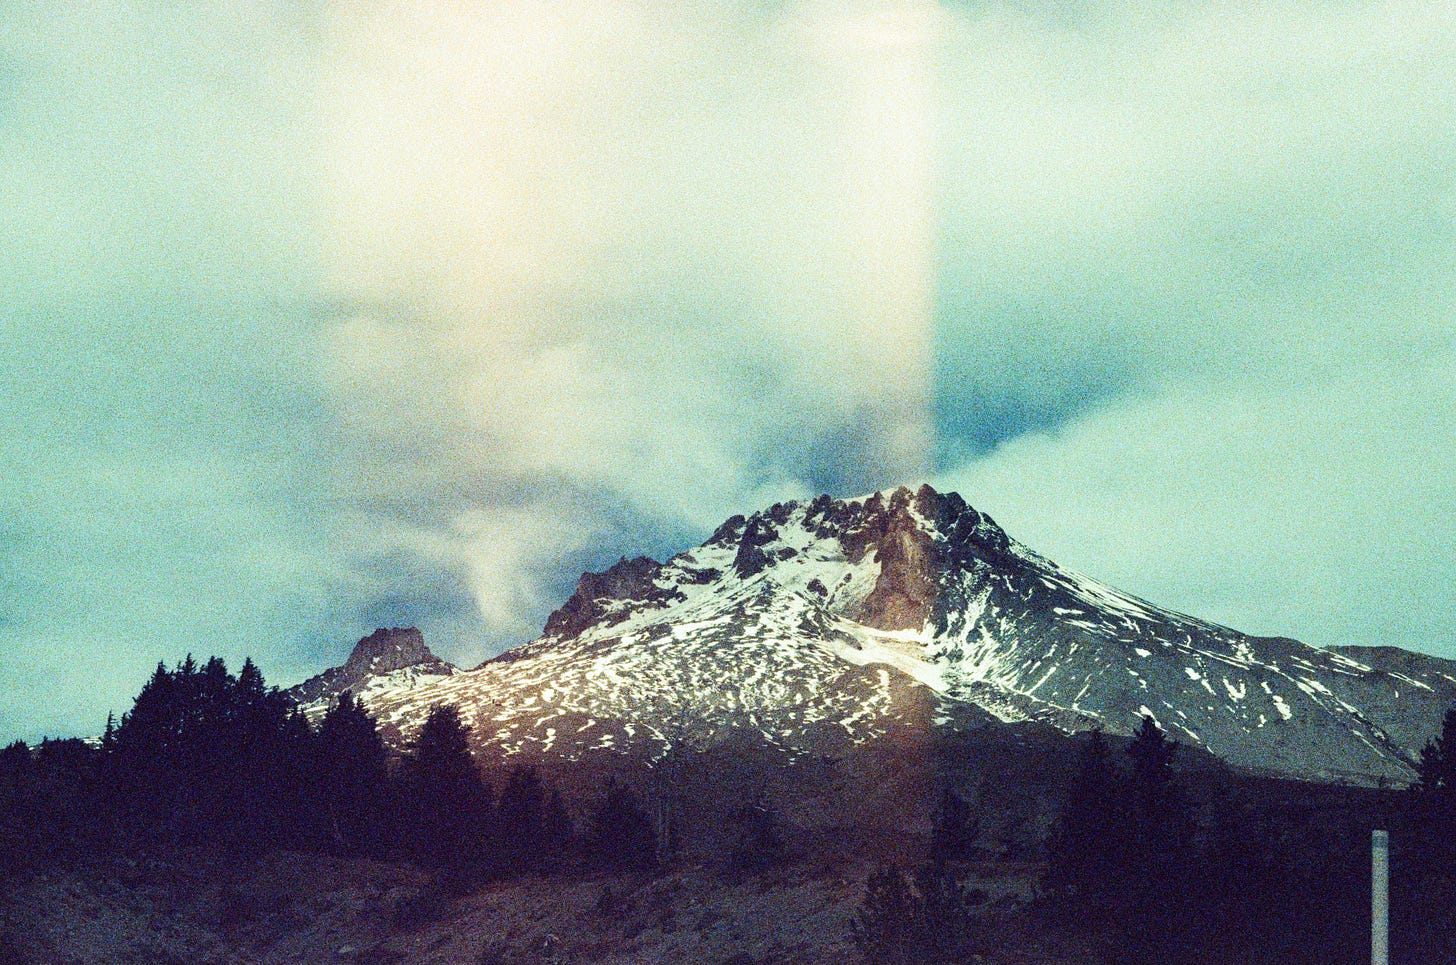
left=850, top=861, right=985, bottom=965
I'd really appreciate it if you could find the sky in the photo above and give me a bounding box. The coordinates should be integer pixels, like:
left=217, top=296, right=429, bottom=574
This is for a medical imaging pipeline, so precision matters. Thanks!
left=2, top=0, right=1454, bottom=743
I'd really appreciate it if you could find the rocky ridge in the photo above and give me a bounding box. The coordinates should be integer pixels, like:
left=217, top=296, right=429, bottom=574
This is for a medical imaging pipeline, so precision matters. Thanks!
left=291, top=486, right=1456, bottom=784
left=287, top=627, right=456, bottom=719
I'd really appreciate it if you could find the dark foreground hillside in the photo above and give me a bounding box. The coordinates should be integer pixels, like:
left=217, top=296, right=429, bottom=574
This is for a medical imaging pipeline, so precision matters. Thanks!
left=0, top=847, right=1086, bottom=965
left=7, top=654, right=1456, bottom=965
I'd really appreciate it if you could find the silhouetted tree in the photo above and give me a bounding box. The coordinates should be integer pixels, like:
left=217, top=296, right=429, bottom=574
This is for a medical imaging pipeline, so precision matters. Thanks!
left=543, top=785, right=573, bottom=851
left=727, top=794, right=784, bottom=871
left=1045, top=729, right=1122, bottom=918
left=1415, top=707, right=1456, bottom=798
left=584, top=778, right=656, bottom=871
left=102, top=653, right=305, bottom=851
left=403, top=705, right=490, bottom=859
left=1117, top=716, right=1193, bottom=965
left=496, top=763, right=545, bottom=869
left=1393, top=704, right=1456, bottom=962
left=932, top=785, right=980, bottom=860
left=851, top=861, right=984, bottom=965
left=0, top=741, right=34, bottom=875
left=317, top=690, right=389, bottom=855
left=852, top=863, right=918, bottom=965
left=0, top=742, right=28, bottom=808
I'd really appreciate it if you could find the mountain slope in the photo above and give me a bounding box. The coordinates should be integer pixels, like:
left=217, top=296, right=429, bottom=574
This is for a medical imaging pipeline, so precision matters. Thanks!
left=294, top=486, right=1456, bottom=784
left=288, top=627, right=456, bottom=720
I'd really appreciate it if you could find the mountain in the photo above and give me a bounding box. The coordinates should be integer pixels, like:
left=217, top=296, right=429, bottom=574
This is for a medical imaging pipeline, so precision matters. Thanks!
left=288, top=627, right=457, bottom=717
left=291, top=486, right=1456, bottom=784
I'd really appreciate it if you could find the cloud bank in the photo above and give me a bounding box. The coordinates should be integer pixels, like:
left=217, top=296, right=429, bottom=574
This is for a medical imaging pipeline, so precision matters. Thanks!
left=3, top=0, right=1454, bottom=740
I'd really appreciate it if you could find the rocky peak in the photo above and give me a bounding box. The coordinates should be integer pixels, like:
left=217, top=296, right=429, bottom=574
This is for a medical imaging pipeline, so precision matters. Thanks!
left=543, top=485, right=1017, bottom=640
left=342, top=627, right=440, bottom=676
left=287, top=627, right=456, bottom=709
left=543, top=556, right=670, bottom=639
left=817, top=485, right=1012, bottom=631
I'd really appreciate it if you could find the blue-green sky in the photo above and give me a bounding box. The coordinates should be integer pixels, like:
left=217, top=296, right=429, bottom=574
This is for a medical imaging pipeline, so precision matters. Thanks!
left=4, top=0, right=1455, bottom=742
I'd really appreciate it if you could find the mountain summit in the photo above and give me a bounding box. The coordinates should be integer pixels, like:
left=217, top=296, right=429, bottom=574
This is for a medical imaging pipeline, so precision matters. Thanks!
left=288, top=626, right=456, bottom=711
left=293, top=486, right=1456, bottom=784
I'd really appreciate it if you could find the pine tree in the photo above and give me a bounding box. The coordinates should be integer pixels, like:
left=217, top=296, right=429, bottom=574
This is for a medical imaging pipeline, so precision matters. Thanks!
left=106, top=653, right=304, bottom=850
left=277, top=705, right=321, bottom=850
left=1045, top=728, right=1123, bottom=921
left=318, top=691, right=389, bottom=855
left=543, top=786, right=573, bottom=851
left=1401, top=702, right=1456, bottom=957
left=403, top=704, right=490, bottom=859
left=852, top=863, right=918, bottom=965
left=0, top=742, right=28, bottom=807
left=932, top=786, right=979, bottom=860
left=112, top=661, right=183, bottom=838
left=230, top=656, right=295, bottom=850
left=1119, top=716, right=1192, bottom=964
left=728, top=795, right=784, bottom=871
left=0, top=741, right=33, bottom=875
left=496, top=763, right=544, bottom=869
left=913, top=859, right=985, bottom=963
left=851, top=861, right=984, bottom=965
left=1415, top=707, right=1456, bottom=813
left=584, top=778, right=656, bottom=871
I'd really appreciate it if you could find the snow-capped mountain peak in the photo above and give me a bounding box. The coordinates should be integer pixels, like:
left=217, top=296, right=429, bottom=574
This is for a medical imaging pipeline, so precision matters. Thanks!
left=288, top=627, right=456, bottom=716
left=292, top=486, right=1456, bottom=785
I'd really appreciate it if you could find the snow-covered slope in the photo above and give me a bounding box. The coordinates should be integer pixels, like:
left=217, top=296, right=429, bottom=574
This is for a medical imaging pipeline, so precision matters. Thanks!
left=288, top=627, right=456, bottom=719
left=294, top=486, right=1456, bottom=784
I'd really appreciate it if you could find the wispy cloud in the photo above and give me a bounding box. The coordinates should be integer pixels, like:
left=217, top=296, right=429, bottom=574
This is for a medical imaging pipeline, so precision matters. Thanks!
left=3, top=0, right=1454, bottom=740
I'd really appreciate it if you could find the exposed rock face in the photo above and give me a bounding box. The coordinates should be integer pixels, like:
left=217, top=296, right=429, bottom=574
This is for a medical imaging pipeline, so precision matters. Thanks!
left=542, top=556, right=673, bottom=639
left=343, top=627, right=438, bottom=676
left=292, top=486, right=1456, bottom=785
left=288, top=627, right=456, bottom=710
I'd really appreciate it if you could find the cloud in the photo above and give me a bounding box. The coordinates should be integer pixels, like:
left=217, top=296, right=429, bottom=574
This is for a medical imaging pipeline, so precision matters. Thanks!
left=313, top=0, right=951, bottom=647
left=923, top=0, right=1456, bottom=653
left=937, top=347, right=1456, bottom=649
left=931, top=0, right=1456, bottom=441
left=0, top=3, right=335, bottom=738
left=4, top=0, right=1456, bottom=741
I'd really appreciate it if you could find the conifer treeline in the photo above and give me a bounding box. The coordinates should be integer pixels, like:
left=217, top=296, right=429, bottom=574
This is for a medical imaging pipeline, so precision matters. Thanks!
left=0, top=656, right=657, bottom=876
left=1041, top=715, right=1456, bottom=965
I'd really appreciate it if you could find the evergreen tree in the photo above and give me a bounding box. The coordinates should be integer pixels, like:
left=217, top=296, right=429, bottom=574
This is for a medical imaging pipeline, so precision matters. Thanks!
left=403, top=704, right=490, bottom=859
left=851, top=861, right=983, bottom=965
left=1194, top=792, right=1304, bottom=963
left=317, top=690, right=390, bottom=855
left=105, top=652, right=302, bottom=850
left=542, top=786, right=573, bottom=851
left=1045, top=728, right=1122, bottom=919
left=111, top=661, right=185, bottom=839
left=727, top=795, right=784, bottom=871
left=584, top=778, right=656, bottom=871
left=932, top=786, right=979, bottom=860
left=231, top=656, right=298, bottom=850
left=1416, top=707, right=1456, bottom=795
left=29, top=738, right=102, bottom=858
left=1399, top=703, right=1456, bottom=959
left=912, top=860, right=985, bottom=964
left=852, top=863, right=918, bottom=965
left=277, top=705, right=321, bottom=850
left=496, top=763, right=544, bottom=869
left=0, top=742, right=28, bottom=807
left=1118, top=716, right=1193, bottom=965
left=0, top=742, right=33, bottom=875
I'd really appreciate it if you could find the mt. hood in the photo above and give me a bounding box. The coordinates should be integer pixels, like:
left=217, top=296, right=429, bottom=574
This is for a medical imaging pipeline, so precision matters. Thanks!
left=294, top=485, right=1456, bottom=784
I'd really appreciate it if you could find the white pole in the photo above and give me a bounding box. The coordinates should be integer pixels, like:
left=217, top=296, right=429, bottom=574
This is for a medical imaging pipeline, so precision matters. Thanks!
left=1372, top=829, right=1389, bottom=965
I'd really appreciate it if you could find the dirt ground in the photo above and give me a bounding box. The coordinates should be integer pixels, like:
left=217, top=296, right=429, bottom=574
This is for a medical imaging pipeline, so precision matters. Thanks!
left=0, top=850, right=1089, bottom=965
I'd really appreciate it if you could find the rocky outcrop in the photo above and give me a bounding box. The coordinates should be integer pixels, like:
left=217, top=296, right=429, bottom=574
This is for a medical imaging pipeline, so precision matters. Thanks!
left=543, top=556, right=674, bottom=639
left=288, top=627, right=456, bottom=708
